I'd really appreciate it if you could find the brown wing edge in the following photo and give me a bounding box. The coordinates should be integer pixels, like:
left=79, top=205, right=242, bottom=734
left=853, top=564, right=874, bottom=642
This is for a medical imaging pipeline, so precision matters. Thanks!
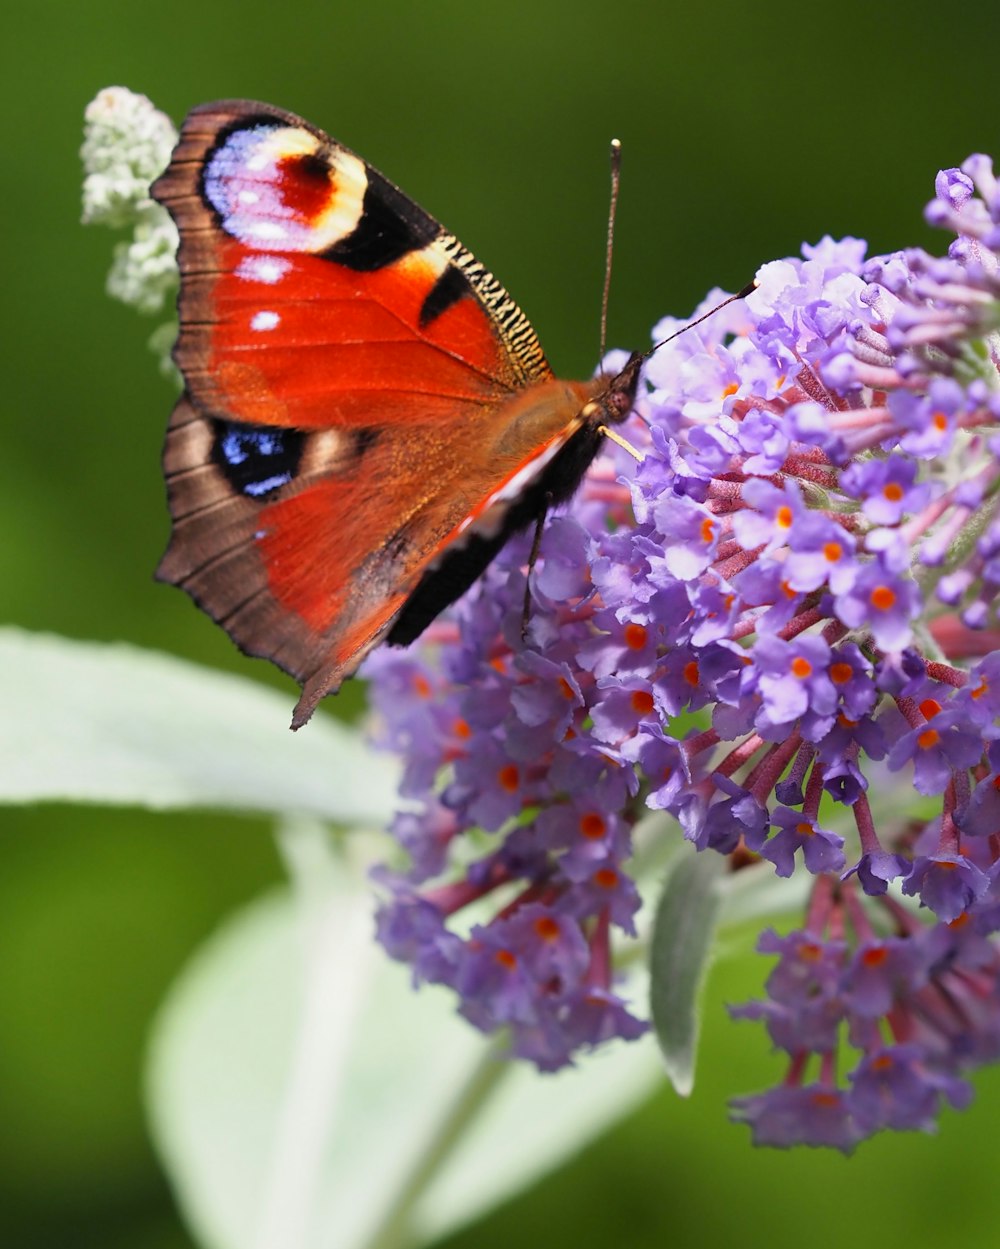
left=157, top=394, right=420, bottom=728
left=289, top=617, right=404, bottom=731
left=157, top=397, right=324, bottom=689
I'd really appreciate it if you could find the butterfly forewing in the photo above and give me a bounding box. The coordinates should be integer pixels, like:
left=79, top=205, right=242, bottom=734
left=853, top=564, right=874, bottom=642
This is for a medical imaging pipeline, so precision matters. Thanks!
left=155, top=101, right=551, bottom=420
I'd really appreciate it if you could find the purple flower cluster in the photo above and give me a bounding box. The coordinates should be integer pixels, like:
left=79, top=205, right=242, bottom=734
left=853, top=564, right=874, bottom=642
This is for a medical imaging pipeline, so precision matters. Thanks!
left=730, top=875, right=995, bottom=1150
left=368, top=155, right=1000, bottom=1142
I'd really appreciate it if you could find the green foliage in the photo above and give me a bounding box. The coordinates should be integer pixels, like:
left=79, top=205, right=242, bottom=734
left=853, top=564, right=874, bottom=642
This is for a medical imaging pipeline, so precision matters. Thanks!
left=6, top=1, right=1000, bottom=1246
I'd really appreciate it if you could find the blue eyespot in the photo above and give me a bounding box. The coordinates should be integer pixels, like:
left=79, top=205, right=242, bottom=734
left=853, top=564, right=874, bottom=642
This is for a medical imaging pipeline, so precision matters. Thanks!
left=212, top=420, right=303, bottom=499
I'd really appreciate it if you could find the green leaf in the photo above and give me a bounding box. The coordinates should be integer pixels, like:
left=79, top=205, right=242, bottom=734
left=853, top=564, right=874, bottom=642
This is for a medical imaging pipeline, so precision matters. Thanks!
left=0, top=628, right=397, bottom=826
left=718, top=862, right=809, bottom=929
left=147, top=832, right=662, bottom=1249
left=648, top=844, right=726, bottom=1096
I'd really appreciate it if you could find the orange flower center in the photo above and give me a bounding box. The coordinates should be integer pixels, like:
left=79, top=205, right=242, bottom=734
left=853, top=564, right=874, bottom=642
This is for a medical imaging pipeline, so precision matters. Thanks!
left=624, top=622, right=648, bottom=650
left=580, top=812, right=607, bottom=840
left=630, top=689, right=655, bottom=715
left=498, top=764, right=520, bottom=792
left=869, top=585, right=896, bottom=612
left=533, top=916, right=561, bottom=941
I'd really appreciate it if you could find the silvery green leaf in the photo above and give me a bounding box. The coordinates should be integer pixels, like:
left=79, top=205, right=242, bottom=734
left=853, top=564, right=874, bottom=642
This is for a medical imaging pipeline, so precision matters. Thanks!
left=649, top=845, right=726, bottom=1096
left=147, top=832, right=661, bottom=1249
left=0, top=628, right=397, bottom=826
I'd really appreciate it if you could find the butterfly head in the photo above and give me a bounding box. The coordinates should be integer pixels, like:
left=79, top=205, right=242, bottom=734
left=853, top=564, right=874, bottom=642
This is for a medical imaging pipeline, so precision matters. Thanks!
left=606, top=351, right=645, bottom=423
left=581, top=350, right=644, bottom=433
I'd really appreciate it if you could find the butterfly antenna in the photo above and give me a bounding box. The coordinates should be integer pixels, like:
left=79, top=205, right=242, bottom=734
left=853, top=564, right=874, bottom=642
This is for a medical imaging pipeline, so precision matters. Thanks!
left=640, top=278, right=758, bottom=366
left=599, top=138, right=622, bottom=364
left=597, top=278, right=757, bottom=463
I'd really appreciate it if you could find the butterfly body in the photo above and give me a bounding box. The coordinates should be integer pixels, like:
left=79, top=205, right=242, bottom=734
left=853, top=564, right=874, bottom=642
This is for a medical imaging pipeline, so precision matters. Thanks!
left=152, top=102, right=640, bottom=727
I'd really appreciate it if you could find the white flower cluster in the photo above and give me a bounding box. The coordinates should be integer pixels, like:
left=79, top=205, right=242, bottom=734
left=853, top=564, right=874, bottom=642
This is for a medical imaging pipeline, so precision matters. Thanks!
left=81, top=87, right=179, bottom=320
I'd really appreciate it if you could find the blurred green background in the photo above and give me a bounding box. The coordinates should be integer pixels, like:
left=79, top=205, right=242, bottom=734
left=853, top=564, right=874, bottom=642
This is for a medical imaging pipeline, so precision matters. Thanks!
left=4, top=1, right=1000, bottom=1246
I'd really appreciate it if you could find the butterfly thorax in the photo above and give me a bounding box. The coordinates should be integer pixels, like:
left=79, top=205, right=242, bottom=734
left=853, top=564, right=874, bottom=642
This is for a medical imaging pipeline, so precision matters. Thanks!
left=382, top=357, right=643, bottom=649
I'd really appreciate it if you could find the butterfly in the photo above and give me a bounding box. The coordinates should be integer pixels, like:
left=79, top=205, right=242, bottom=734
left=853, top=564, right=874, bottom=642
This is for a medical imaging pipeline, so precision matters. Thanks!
left=152, top=101, right=643, bottom=729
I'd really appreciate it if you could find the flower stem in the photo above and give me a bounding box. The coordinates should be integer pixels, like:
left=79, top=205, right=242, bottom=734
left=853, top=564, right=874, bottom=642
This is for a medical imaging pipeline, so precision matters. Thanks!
left=363, top=1043, right=513, bottom=1249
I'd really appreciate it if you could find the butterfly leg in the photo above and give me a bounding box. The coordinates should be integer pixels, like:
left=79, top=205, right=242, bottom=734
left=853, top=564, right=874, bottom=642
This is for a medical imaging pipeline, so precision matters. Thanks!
left=521, top=495, right=553, bottom=643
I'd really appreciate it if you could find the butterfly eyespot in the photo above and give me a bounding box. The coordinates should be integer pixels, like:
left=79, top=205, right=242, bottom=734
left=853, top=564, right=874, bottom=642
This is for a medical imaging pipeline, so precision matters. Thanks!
left=211, top=419, right=304, bottom=499
left=203, top=123, right=368, bottom=254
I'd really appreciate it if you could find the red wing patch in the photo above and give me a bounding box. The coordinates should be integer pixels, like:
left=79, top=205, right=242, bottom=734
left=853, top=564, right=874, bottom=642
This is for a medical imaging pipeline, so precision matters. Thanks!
left=183, top=240, right=521, bottom=429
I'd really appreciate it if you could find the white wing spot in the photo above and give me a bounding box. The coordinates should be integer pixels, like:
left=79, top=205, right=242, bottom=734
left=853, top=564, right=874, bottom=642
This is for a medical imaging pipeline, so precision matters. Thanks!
left=236, top=255, right=291, bottom=284
left=250, top=310, right=280, bottom=332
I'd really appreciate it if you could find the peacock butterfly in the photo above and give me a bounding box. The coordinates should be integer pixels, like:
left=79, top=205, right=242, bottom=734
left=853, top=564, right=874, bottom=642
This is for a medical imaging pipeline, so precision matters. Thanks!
left=152, top=101, right=644, bottom=729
